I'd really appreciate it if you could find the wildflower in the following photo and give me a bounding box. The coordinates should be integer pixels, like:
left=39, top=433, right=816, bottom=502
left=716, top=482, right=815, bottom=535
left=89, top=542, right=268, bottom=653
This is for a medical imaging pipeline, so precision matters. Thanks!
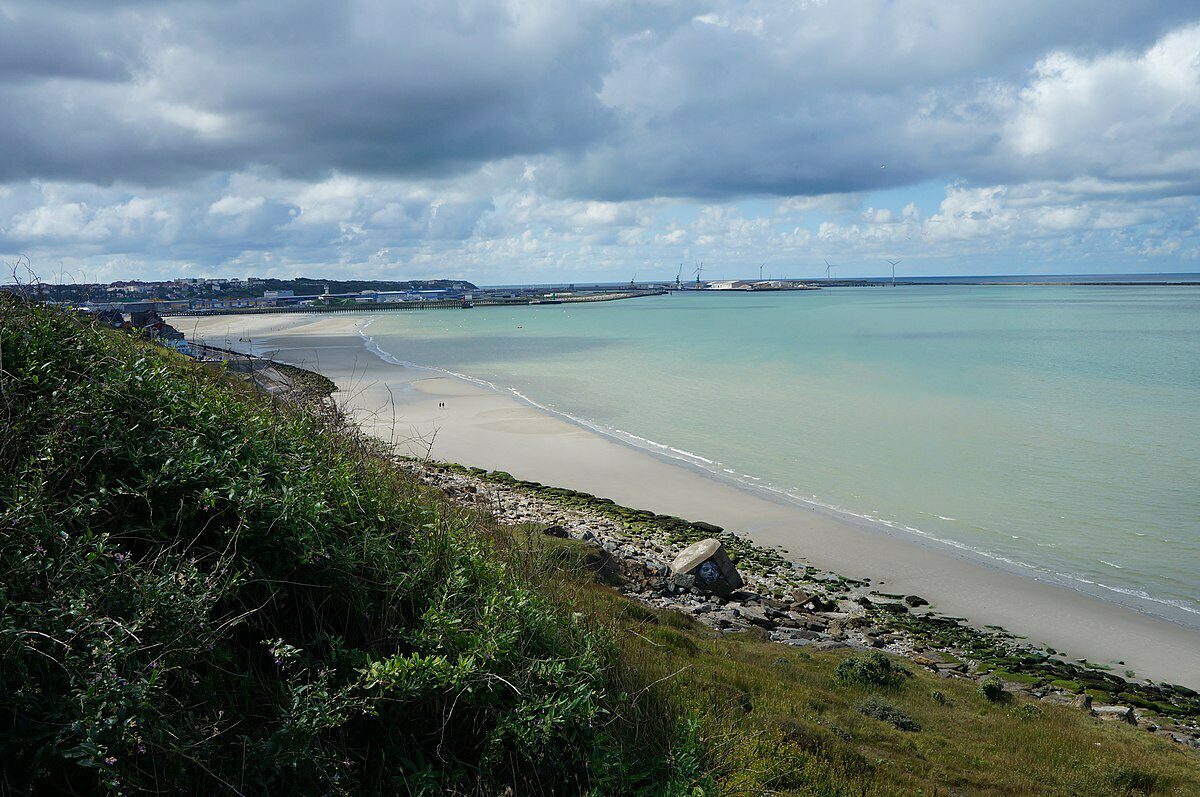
left=104, top=756, right=118, bottom=766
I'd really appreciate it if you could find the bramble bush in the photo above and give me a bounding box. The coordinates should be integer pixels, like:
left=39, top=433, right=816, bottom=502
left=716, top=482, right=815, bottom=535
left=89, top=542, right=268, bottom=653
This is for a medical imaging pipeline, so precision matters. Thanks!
left=0, top=300, right=703, bottom=794
left=834, top=653, right=912, bottom=689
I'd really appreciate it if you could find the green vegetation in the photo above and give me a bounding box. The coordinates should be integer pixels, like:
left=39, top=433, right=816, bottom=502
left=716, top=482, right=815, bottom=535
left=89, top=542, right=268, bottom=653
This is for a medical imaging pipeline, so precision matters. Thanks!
left=835, top=652, right=912, bottom=689
left=981, top=677, right=1010, bottom=703
left=0, top=300, right=698, bottom=794
left=3, top=301, right=1199, bottom=795
left=854, top=696, right=921, bottom=732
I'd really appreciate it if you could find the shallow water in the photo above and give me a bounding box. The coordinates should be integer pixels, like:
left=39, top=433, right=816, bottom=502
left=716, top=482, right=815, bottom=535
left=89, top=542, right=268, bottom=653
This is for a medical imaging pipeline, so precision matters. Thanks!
left=365, top=286, right=1200, bottom=622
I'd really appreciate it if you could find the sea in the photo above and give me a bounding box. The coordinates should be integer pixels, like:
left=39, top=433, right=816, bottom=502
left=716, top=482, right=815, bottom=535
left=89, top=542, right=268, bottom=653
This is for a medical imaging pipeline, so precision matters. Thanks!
left=362, top=282, right=1200, bottom=625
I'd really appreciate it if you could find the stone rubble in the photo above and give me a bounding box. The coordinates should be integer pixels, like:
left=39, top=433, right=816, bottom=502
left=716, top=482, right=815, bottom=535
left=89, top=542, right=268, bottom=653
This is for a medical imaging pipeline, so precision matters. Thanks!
left=401, top=459, right=1200, bottom=753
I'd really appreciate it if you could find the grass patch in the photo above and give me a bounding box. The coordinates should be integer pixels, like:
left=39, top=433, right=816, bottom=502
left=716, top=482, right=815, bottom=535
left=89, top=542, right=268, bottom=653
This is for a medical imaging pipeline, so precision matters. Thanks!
left=855, top=696, right=921, bottom=731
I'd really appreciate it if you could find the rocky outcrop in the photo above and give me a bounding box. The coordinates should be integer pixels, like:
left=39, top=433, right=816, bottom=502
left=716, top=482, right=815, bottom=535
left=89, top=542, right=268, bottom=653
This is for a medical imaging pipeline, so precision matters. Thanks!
left=669, top=538, right=743, bottom=596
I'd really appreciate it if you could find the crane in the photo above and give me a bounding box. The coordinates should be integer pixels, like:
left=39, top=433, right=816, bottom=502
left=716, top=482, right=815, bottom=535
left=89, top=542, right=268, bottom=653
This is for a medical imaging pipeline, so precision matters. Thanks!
left=675, top=263, right=683, bottom=290
left=694, top=262, right=705, bottom=288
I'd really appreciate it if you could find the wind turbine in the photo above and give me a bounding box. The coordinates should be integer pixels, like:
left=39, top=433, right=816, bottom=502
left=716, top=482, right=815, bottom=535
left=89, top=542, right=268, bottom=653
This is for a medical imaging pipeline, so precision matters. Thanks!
left=824, top=258, right=836, bottom=280
left=694, top=261, right=705, bottom=288
left=886, top=258, right=901, bottom=287
left=759, top=262, right=765, bottom=281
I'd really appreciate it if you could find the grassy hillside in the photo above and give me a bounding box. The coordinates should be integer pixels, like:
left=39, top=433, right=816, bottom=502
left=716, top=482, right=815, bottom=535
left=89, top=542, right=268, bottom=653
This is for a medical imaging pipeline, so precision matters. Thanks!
left=1, top=300, right=1197, bottom=795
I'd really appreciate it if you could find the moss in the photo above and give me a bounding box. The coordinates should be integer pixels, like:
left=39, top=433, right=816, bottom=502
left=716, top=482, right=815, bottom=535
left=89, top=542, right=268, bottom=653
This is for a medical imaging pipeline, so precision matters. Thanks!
left=1050, top=679, right=1084, bottom=693
left=993, top=670, right=1043, bottom=686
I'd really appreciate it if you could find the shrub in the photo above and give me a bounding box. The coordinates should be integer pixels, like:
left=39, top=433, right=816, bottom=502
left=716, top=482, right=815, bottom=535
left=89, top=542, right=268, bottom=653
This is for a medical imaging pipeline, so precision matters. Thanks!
left=931, top=690, right=948, bottom=705
left=854, top=696, right=921, bottom=732
left=0, top=302, right=693, bottom=794
left=980, top=677, right=1009, bottom=703
left=835, top=652, right=911, bottom=689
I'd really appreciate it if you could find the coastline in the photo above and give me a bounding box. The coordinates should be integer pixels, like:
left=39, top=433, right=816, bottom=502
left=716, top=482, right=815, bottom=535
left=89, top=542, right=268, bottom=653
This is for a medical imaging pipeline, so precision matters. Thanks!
left=173, top=311, right=1200, bottom=689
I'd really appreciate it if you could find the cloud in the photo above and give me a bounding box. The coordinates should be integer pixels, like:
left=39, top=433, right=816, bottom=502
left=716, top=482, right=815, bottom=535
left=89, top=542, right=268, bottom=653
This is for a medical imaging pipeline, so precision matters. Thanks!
left=1004, top=23, right=1200, bottom=185
left=1, top=1, right=1199, bottom=280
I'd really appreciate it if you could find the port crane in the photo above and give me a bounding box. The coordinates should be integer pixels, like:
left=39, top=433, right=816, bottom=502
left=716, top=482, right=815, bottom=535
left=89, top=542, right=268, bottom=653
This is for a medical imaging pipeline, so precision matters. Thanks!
left=675, top=264, right=683, bottom=290
left=694, top=262, right=705, bottom=288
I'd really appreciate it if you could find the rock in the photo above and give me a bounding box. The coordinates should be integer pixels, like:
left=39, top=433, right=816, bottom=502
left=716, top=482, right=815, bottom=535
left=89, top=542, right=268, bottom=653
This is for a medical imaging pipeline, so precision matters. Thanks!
left=669, top=538, right=744, bottom=597
left=734, top=605, right=776, bottom=630
left=542, top=524, right=569, bottom=538
left=786, top=629, right=821, bottom=641
left=1093, top=704, right=1135, bottom=724
left=903, top=595, right=930, bottom=608
left=671, top=572, right=697, bottom=590
left=791, top=592, right=837, bottom=613
left=1073, top=693, right=1094, bottom=712
left=812, top=639, right=850, bottom=651
left=777, top=637, right=813, bottom=647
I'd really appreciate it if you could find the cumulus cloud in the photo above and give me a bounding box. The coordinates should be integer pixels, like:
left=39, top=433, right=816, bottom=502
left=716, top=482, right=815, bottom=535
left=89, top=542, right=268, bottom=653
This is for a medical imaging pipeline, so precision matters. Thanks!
left=1, top=0, right=1199, bottom=280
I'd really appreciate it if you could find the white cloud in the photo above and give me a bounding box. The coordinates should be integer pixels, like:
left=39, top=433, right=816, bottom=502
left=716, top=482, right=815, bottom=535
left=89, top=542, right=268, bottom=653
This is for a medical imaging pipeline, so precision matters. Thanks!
left=2, top=2, right=1200, bottom=280
left=1006, top=23, right=1200, bottom=182
left=208, top=196, right=265, bottom=216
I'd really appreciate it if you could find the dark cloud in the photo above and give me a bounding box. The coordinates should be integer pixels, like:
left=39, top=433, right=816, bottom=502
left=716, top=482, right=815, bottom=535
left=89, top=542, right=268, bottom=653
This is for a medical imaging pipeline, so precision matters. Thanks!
left=0, top=0, right=677, bottom=185
left=1, top=0, right=1198, bottom=198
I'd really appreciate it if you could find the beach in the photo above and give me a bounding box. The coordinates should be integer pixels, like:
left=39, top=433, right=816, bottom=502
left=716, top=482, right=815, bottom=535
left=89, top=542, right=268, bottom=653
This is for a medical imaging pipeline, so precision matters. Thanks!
left=173, top=310, right=1200, bottom=689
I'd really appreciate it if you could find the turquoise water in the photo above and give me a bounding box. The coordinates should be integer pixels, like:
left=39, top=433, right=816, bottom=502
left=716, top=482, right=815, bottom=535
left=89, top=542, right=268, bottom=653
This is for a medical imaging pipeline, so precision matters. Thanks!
left=364, top=287, right=1200, bottom=623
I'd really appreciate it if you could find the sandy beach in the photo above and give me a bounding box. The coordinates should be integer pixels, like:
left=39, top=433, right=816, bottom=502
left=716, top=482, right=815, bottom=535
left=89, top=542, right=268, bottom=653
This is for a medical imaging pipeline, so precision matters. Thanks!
left=174, top=311, right=1200, bottom=689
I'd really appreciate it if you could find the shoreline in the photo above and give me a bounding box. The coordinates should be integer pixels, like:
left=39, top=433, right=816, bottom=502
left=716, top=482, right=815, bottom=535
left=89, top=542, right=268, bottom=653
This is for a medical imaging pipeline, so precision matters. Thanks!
left=172, top=311, right=1200, bottom=689
left=355, top=318, right=1200, bottom=629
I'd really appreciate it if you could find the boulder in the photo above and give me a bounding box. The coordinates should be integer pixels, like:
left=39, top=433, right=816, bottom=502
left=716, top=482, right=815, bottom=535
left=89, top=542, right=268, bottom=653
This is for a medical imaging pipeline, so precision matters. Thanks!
left=1093, top=704, right=1136, bottom=724
left=542, top=524, right=569, bottom=538
left=903, top=595, right=930, bottom=608
left=790, top=591, right=837, bottom=613
left=734, top=605, right=776, bottom=630
left=811, top=639, right=850, bottom=651
left=669, top=538, right=744, bottom=597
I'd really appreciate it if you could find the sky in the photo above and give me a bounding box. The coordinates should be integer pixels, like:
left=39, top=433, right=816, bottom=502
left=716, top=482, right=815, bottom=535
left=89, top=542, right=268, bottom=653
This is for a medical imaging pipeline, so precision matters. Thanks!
left=2, top=1, right=1200, bottom=284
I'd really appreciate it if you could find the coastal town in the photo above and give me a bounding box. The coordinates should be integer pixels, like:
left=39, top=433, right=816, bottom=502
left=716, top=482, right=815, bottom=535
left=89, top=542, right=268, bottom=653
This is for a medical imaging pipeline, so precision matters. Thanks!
left=7, top=273, right=831, bottom=318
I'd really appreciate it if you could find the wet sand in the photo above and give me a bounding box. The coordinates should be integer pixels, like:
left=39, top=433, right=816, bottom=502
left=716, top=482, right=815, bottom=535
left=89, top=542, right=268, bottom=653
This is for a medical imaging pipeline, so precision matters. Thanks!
left=175, top=311, right=1200, bottom=688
